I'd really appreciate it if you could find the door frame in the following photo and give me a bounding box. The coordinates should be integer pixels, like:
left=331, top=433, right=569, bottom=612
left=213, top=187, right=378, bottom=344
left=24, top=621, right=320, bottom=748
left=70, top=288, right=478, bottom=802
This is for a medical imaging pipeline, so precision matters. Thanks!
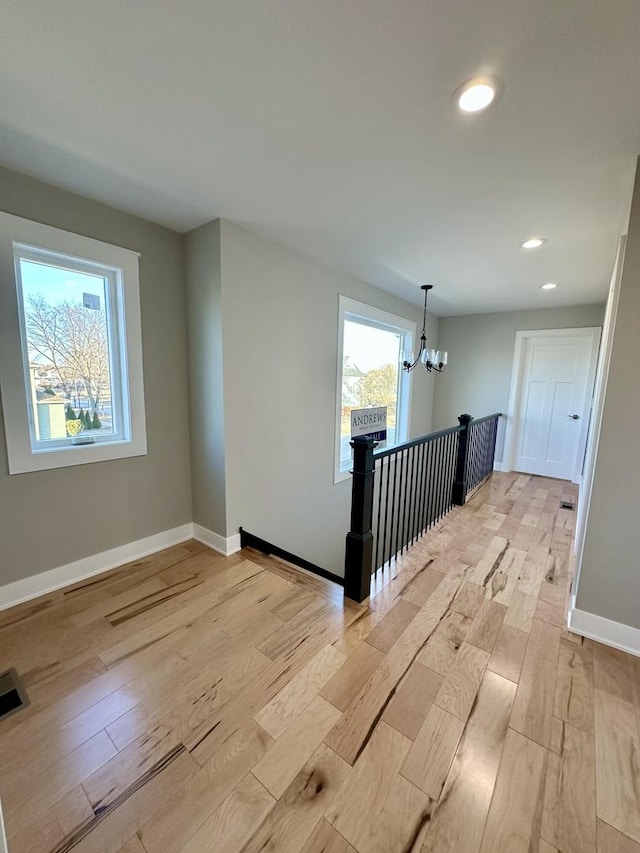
left=502, top=327, right=602, bottom=484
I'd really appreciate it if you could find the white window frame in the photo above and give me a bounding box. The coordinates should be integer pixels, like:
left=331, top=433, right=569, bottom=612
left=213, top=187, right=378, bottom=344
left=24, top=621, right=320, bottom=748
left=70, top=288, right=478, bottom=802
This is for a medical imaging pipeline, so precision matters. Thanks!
left=335, top=296, right=414, bottom=484
left=0, top=212, right=147, bottom=474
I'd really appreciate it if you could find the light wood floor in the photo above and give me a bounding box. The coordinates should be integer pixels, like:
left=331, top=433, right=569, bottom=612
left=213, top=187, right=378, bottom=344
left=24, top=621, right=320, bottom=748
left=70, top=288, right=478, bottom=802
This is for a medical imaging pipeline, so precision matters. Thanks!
left=1, top=472, right=639, bottom=853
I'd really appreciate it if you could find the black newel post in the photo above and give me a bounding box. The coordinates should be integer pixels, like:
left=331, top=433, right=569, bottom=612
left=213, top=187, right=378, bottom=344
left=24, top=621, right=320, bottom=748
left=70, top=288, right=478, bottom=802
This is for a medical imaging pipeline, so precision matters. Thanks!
left=452, top=413, right=472, bottom=506
left=344, top=435, right=375, bottom=603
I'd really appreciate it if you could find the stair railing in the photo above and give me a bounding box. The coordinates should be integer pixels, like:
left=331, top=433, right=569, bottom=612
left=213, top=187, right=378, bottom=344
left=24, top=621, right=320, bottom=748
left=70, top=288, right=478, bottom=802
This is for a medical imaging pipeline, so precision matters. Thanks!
left=344, top=412, right=501, bottom=602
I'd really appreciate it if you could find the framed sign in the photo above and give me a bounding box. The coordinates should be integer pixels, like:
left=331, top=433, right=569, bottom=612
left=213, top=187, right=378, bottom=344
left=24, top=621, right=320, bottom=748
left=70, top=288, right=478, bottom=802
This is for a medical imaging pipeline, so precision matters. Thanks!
left=350, top=406, right=387, bottom=443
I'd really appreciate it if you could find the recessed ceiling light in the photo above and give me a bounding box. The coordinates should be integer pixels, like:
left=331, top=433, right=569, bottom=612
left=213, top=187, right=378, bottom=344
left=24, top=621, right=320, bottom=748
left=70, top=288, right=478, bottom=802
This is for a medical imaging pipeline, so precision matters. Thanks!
left=541, top=282, right=558, bottom=290
left=520, top=237, right=547, bottom=249
left=454, top=77, right=500, bottom=113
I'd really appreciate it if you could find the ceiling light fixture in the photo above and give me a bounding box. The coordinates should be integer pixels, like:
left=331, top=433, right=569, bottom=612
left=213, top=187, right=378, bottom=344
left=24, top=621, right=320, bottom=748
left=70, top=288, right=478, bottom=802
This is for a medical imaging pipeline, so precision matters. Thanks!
left=402, top=286, right=447, bottom=373
left=520, top=237, right=547, bottom=249
left=541, top=282, right=558, bottom=290
left=454, top=77, right=499, bottom=113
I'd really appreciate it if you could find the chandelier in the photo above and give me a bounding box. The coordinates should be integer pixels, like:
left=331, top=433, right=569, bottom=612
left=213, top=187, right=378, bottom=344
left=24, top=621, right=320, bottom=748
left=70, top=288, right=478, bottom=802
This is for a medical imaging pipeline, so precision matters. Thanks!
left=402, top=285, right=447, bottom=373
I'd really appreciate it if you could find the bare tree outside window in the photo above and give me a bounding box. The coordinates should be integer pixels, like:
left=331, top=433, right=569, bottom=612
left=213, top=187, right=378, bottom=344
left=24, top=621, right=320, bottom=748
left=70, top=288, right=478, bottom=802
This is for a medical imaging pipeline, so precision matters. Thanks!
left=25, top=294, right=111, bottom=417
left=18, top=258, right=115, bottom=441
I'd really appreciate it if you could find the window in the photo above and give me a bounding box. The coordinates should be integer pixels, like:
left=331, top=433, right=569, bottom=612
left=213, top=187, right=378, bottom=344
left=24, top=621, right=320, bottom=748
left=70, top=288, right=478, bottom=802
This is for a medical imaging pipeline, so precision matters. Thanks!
left=335, top=296, right=414, bottom=482
left=0, top=213, right=146, bottom=474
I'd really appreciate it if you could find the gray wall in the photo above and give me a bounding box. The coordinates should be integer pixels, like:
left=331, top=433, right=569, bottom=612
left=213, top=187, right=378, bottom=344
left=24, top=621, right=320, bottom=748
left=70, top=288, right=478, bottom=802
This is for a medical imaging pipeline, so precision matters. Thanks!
left=577, top=163, right=640, bottom=629
left=432, top=304, right=606, bottom=463
left=185, top=221, right=228, bottom=535
left=217, top=219, right=437, bottom=576
left=0, top=167, right=193, bottom=585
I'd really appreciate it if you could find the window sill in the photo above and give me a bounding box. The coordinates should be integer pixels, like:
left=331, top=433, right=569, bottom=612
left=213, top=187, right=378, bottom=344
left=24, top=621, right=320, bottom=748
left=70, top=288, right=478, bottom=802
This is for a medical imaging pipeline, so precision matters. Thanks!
left=8, top=435, right=147, bottom=475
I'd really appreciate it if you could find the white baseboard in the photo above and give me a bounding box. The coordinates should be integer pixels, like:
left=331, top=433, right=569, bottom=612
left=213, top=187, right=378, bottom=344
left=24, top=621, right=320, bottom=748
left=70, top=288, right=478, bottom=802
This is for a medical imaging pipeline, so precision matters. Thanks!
left=192, top=524, right=242, bottom=557
left=493, top=461, right=510, bottom=472
left=568, top=595, right=640, bottom=657
left=0, top=799, right=6, bottom=853
left=0, top=524, right=194, bottom=612
left=0, top=522, right=245, bottom=613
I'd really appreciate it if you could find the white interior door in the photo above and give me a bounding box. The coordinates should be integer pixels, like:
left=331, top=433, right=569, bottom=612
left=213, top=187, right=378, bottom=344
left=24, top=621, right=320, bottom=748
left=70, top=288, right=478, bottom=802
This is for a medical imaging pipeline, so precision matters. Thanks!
left=511, top=328, right=601, bottom=481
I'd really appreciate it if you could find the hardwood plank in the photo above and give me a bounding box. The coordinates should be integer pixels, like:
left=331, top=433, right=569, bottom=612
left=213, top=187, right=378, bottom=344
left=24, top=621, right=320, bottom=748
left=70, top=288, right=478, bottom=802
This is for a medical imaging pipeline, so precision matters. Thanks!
left=468, top=536, right=509, bottom=586
left=70, top=578, right=167, bottom=627
left=593, top=642, right=634, bottom=703
left=2, top=730, right=117, bottom=838
left=597, top=819, right=640, bottom=853
left=257, top=597, right=337, bottom=662
left=401, top=705, right=465, bottom=799
left=325, top=574, right=464, bottom=764
left=64, top=751, right=199, bottom=853
left=515, top=559, right=547, bottom=596
left=179, top=772, right=275, bottom=853
left=401, top=566, right=445, bottom=607
left=106, top=577, right=213, bottom=627
left=252, top=696, right=341, bottom=799
left=139, top=721, right=273, bottom=853
left=535, top=595, right=566, bottom=629
left=450, top=581, right=485, bottom=618
left=271, top=587, right=316, bottom=621
left=465, top=599, right=507, bottom=653
left=1, top=683, right=142, bottom=791
left=21, top=656, right=107, bottom=710
left=301, top=819, right=357, bottom=853
left=365, top=597, right=420, bottom=653
left=488, top=624, right=528, bottom=683
left=553, top=638, right=594, bottom=732
left=117, top=838, right=146, bottom=853
left=504, top=590, right=538, bottom=633
left=594, top=689, right=640, bottom=844
left=97, top=559, right=272, bottom=666
left=434, top=642, right=489, bottom=722
left=327, top=722, right=429, bottom=853
left=478, top=728, right=547, bottom=853
left=510, top=618, right=561, bottom=747
left=186, top=608, right=350, bottom=766
left=541, top=717, right=596, bottom=853
left=241, top=744, right=350, bottom=853
left=106, top=643, right=269, bottom=751
left=417, top=610, right=472, bottom=675
left=320, top=641, right=384, bottom=712
left=6, top=786, right=93, bottom=853
left=382, top=663, right=443, bottom=740
left=255, top=644, right=346, bottom=739
left=421, top=671, right=516, bottom=853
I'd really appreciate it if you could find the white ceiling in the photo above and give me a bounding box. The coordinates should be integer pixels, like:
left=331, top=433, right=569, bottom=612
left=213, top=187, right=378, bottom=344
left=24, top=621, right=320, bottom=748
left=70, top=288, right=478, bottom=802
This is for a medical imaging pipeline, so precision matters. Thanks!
left=1, top=0, right=639, bottom=315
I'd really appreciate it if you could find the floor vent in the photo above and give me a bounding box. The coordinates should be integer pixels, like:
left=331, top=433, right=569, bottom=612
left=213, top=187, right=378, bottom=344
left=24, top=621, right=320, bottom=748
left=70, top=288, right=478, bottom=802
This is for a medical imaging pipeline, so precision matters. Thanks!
left=0, top=668, right=29, bottom=722
left=560, top=500, right=575, bottom=511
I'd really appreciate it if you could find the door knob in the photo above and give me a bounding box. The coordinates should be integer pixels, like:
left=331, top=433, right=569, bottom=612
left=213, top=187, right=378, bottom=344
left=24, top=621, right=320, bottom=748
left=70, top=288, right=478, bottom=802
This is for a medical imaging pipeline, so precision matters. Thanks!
left=567, top=414, right=580, bottom=420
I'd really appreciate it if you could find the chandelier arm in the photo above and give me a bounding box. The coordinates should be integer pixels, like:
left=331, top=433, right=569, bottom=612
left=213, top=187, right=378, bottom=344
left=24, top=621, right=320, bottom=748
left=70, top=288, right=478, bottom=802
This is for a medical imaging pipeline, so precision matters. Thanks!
left=403, top=284, right=445, bottom=374
left=403, top=333, right=427, bottom=372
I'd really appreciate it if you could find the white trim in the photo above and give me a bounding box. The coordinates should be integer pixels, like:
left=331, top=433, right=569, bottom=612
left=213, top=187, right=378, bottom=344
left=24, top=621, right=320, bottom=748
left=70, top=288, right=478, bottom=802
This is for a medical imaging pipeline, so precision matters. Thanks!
left=503, top=327, right=602, bottom=482
left=334, top=295, right=416, bottom=484
left=574, top=236, right=626, bottom=567
left=0, top=800, right=6, bottom=853
left=568, top=595, right=640, bottom=657
left=493, top=461, right=509, bottom=472
left=0, top=524, right=193, bottom=612
left=192, top=523, right=242, bottom=557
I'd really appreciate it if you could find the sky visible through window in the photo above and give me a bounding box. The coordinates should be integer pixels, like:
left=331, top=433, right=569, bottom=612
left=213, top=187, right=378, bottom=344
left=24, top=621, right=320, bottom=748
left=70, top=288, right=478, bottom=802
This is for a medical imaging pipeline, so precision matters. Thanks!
left=343, top=320, right=402, bottom=372
left=20, top=260, right=105, bottom=310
